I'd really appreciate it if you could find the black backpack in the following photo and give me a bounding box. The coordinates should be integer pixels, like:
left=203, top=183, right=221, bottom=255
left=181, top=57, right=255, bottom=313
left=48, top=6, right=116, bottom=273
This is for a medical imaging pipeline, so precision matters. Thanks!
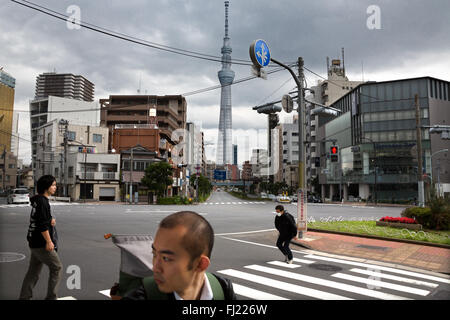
left=285, top=212, right=297, bottom=238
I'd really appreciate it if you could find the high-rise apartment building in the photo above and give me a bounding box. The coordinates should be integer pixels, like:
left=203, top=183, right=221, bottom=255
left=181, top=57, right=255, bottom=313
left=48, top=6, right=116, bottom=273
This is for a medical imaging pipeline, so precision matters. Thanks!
left=35, top=72, right=95, bottom=102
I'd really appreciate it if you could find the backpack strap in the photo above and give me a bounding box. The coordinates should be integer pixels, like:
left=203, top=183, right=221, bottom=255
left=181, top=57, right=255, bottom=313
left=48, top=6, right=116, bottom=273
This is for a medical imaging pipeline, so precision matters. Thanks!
left=142, top=276, right=169, bottom=300
left=206, top=273, right=225, bottom=300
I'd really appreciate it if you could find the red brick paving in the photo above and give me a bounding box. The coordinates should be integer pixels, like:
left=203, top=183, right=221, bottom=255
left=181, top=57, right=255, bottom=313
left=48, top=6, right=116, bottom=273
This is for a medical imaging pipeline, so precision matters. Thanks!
left=293, top=231, right=450, bottom=274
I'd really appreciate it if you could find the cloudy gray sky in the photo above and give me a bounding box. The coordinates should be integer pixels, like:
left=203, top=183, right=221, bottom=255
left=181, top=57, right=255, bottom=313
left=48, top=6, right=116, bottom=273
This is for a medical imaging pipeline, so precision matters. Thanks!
left=1, top=0, right=449, bottom=165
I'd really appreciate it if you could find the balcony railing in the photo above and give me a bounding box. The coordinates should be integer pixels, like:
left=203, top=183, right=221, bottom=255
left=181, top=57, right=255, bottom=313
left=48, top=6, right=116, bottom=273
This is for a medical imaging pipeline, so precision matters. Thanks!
left=103, top=172, right=116, bottom=180
left=78, top=171, right=119, bottom=181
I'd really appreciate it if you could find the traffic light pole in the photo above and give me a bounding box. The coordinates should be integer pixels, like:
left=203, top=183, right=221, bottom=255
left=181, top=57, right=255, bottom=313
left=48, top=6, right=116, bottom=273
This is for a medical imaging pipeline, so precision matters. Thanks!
left=270, top=57, right=307, bottom=239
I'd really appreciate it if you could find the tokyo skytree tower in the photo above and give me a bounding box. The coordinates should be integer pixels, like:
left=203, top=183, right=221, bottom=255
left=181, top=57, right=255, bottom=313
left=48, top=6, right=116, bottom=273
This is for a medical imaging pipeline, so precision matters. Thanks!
left=216, top=0, right=235, bottom=165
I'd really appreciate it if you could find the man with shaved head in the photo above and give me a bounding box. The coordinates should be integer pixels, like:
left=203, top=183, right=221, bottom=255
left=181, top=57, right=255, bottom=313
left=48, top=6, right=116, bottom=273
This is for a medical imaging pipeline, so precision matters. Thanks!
left=123, top=211, right=236, bottom=300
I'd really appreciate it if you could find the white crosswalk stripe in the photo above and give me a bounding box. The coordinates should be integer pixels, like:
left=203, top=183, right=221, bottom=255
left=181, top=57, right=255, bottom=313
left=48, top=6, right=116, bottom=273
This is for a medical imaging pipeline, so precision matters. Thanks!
left=202, top=201, right=266, bottom=206
left=215, top=255, right=448, bottom=300
left=348, top=268, right=439, bottom=289
left=232, top=284, right=289, bottom=300
left=331, top=273, right=430, bottom=296
left=304, top=254, right=450, bottom=284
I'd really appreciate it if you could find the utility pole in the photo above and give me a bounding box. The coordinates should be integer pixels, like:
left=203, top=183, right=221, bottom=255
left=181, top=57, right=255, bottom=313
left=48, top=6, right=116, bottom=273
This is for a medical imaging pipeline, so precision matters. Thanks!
left=58, top=119, right=69, bottom=197
left=297, top=57, right=307, bottom=239
left=415, top=94, right=425, bottom=207
left=129, top=147, right=134, bottom=204
left=84, top=148, right=87, bottom=203
left=1, top=145, right=6, bottom=192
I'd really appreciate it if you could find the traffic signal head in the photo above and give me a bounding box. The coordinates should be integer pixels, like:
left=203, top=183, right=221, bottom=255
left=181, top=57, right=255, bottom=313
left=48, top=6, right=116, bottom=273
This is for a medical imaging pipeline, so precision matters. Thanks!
left=330, top=146, right=339, bottom=162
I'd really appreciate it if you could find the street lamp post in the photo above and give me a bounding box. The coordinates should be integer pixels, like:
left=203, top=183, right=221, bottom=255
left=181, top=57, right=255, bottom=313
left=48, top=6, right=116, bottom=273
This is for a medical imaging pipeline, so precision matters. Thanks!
left=361, top=137, right=377, bottom=206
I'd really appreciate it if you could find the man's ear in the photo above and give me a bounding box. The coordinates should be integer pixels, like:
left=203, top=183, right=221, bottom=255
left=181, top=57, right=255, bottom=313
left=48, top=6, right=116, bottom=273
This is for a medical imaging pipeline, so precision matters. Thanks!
left=196, top=255, right=210, bottom=272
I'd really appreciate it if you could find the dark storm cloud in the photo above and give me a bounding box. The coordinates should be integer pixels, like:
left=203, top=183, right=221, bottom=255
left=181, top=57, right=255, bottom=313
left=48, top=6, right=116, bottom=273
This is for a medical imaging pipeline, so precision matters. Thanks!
left=1, top=0, right=449, bottom=162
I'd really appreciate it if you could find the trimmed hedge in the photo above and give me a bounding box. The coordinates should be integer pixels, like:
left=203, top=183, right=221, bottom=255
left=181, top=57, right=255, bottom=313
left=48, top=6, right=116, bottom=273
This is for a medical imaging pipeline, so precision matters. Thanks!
left=157, top=196, right=192, bottom=205
left=401, top=206, right=450, bottom=230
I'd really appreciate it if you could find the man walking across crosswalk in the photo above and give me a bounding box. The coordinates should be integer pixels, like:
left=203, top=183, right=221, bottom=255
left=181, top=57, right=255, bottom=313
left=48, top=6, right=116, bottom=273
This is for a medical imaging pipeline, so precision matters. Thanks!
left=274, top=205, right=297, bottom=264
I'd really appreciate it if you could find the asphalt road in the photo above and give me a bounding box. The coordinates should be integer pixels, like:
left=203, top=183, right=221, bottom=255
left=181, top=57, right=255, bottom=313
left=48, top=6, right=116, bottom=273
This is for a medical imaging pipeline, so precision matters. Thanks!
left=1, top=191, right=448, bottom=300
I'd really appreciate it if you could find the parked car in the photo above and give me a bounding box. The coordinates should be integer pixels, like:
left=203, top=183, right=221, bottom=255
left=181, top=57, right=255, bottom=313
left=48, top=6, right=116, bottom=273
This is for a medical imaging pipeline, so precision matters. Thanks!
left=291, top=194, right=298, bottom=202
left=260, top=192, right=268, bottom=198
left=7, top=188, right=30, bottom=204
left=267, top=194, right=277, bottom=201
left=307, top=194, right=322, bottom=203
left=277, top=195, right=292, bottom=204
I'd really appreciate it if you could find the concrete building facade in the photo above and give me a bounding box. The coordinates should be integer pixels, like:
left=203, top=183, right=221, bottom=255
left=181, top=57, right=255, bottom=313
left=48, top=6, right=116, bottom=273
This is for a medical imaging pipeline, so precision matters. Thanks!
left=318, top=76, right=450, bottom=201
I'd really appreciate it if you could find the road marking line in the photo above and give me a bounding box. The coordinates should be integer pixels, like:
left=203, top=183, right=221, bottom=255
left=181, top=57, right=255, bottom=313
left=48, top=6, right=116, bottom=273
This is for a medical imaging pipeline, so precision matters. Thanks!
left=233, top=283, right=289, bottom=300
left=348, top=268, right=439, bottom=289
left=292, top=258, right=316, bottom=264
left=58, top=296, right=77, bottom=300
left=219, top=236, right=310, bottom=255
left=304, top=254, right=450, bottom=284
left=216, top=229, right=276, bottom=236
left=267, top=261, right=301, bottom=269
left=245, top=265, right=411, bottom=300
left=331, top=273, right=430, bottom=296
left=217, top=269, right=352, bottom=300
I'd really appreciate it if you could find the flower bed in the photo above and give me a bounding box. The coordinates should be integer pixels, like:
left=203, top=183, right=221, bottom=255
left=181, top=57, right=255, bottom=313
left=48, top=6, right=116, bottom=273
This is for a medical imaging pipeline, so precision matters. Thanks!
left=379, top=216, right=418, bottom=224
left=377, top=216, right=422, bottom=230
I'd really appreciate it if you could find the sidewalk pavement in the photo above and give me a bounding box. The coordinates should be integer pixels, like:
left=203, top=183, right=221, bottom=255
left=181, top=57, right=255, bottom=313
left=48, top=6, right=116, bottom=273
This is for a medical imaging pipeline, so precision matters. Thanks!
left=292, top=231, right=450, bottom=274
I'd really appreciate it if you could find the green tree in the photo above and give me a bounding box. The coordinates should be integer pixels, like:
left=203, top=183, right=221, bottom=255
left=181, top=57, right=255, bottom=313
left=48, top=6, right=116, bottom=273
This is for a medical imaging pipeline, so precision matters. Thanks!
left=190, top=174, right=212, bottom=196
left=141, top=162, right=173, bottom=197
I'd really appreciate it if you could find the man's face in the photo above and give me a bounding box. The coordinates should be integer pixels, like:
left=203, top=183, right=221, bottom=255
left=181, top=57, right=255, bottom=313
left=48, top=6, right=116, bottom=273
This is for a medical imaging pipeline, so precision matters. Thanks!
left=152, top=225, right=199, bottom=295
left=47, top=181, right=57, bottom=196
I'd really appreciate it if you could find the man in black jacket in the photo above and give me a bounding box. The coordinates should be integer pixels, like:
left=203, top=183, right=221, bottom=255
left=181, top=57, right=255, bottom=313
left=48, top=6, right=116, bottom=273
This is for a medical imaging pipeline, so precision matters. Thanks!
left=123, top=211, right=236, bottom=300
left=19, top=175, right=62, bottom=300
left=274, top=205, right=297, bottom=264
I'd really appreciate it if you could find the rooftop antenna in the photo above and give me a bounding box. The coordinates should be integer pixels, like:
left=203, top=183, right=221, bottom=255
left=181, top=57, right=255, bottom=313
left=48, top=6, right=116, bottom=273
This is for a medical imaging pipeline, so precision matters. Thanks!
left=342, top=47, right=345, bottom=76
left=137, top=74, right=142, bottom=94
left=361, top=60, right=365, bottom=82
left=224, top=0, right=229, bottom=38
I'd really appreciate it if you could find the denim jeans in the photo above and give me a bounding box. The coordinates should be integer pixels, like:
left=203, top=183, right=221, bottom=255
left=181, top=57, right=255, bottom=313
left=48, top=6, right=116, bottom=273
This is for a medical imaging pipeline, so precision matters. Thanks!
left=19, top=247, right=63, bottom=300
left=276, top=234, right=293, bottom=260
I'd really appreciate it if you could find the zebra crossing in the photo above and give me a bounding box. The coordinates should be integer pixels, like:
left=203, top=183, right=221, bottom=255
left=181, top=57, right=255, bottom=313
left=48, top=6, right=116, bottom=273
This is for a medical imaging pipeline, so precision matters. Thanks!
left=201, top=201, right=267, bottom=206
left=57, top=253, right=449, bottom=301
left=216, top=254, right=450, bottom=300
left=0, top=202, right=101, bottom=209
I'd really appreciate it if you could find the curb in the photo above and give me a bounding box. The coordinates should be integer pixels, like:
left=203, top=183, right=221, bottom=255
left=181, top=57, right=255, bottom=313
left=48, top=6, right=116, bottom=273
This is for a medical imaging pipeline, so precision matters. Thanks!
left=305, top=228, right=450, bottom=249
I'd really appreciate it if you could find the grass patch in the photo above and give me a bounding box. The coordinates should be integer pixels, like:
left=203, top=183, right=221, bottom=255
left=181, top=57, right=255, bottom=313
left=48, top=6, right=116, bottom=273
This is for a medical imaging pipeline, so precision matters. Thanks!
left=308, top=220, right=450, bottom=246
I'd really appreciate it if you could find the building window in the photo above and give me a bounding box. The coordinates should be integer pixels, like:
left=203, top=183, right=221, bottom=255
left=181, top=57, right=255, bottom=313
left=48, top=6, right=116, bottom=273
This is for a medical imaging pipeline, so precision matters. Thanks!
left=93, top=134, right=102, bottom=143
left=47, top=132, right=52, bottom=144
left=68, top=166, right=74, bottom=178
left=67, top=131, right=76, bottom=141
left=54, top=167, right=59, bottom=177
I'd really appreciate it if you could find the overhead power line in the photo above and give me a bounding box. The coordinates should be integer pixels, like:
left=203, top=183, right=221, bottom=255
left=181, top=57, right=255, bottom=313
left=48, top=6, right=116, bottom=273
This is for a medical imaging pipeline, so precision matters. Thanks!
left=1, top=63, right=295, bottom=114
left=11, top=0, right=284, bottom=68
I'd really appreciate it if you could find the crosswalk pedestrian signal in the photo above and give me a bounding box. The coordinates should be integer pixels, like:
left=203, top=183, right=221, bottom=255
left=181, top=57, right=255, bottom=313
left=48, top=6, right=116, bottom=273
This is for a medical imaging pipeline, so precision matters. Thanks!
left=330, top=146, right=339, bottom=162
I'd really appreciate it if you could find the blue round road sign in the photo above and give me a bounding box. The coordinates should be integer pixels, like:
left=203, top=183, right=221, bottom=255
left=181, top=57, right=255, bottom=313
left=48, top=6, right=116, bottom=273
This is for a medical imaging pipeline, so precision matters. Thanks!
left=249, top=39, right=271, bottom=68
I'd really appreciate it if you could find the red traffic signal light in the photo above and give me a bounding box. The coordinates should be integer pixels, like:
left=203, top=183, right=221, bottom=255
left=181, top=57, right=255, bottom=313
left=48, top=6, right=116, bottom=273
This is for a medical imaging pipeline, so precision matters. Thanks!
left=330, top=146, right=338, bottom=154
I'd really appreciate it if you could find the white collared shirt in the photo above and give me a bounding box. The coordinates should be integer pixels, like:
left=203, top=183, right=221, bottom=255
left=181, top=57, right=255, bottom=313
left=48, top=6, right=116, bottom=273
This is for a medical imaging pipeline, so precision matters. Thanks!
left=173, top=273, right=213, bottom=300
